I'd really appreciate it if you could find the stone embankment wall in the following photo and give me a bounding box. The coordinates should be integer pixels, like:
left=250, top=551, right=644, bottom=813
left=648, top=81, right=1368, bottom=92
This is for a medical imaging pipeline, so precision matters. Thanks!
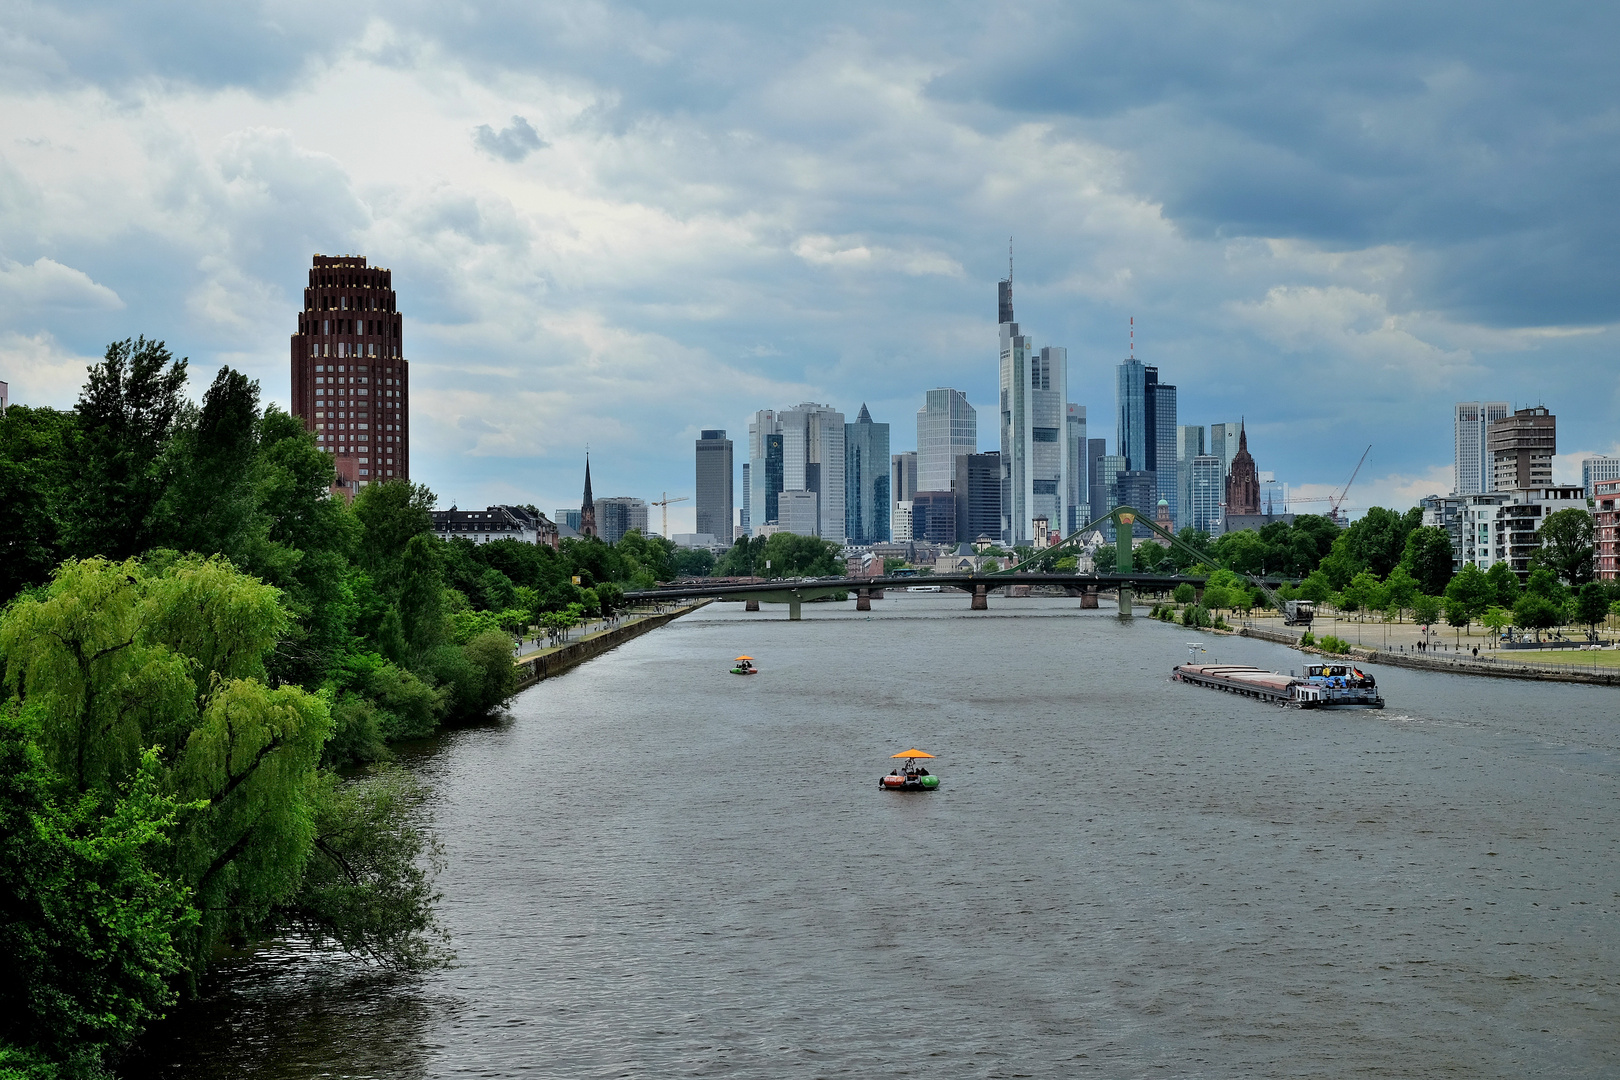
left=513, top=602, right=708, bottom=691
left=1239, top=624, right=1620, bottom=687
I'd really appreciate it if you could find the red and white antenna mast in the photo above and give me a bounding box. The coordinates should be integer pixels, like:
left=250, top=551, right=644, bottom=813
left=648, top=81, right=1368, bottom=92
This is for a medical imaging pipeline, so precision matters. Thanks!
left=1129, top=316, right=1134, bottom=358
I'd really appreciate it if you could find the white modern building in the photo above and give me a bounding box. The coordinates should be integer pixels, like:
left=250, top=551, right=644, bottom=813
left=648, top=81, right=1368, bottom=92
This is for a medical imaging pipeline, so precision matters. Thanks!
left=1581, top=455, right=1620, bottom=498
left=916, top=389, right=976, bottom=496
left=892, top=500, right=913, bottom=542
left=997, top=277, right=1067, bottom=545
left=777, top=490, right=820, bottom=537
left=1187, top=455, right=1224, bottom=535
left=1209, top=422, right=1241, bottom=485
left=431, top=505, right=559, bottom=548
left=1454, top=401, right=1510, bottom=495
left=594, top=497, right=649, bottom=543
left=779, top=402, right=846, bottom=542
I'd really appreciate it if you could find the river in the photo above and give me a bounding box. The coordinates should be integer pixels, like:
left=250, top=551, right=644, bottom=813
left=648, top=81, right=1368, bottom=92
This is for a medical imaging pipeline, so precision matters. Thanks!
left=125, top=594, right=1620, bottom=1078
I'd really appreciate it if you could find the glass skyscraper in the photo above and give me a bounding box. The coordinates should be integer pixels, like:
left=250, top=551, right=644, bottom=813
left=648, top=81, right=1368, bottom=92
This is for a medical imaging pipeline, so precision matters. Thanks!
left=1066, top=403, right=1087, bottom=533
left=694, top=429, right=733, bottom=541
left=845, top=404, right=891, bottom=544
left=780, top=402, right=846, bottom=542
left=1455, top=401, right=1510, bottom=495
left=997, top=277, right=1067, bottom=544
left=747, top=410, right=783, bottom=534
left=916, top=389, right=976, bottom=495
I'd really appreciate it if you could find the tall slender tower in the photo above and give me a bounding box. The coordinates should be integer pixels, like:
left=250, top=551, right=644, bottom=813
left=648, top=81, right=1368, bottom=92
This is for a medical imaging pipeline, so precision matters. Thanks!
left=290, top=254, right=409, bottom=496
left=579, top=456, right=597, bottom=538
left=997, top=270, right=1066, bottom=544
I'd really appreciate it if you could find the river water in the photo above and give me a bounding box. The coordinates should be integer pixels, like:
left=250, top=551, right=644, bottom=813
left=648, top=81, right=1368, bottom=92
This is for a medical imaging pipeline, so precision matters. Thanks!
left=126, top=595, right=1620, bottom=1078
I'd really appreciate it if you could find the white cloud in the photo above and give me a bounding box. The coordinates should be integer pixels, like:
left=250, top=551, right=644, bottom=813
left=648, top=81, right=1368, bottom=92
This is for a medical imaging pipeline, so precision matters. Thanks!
left=0, top=256, right=123, bottom=316
left=0, top=329, right=100, bottom=404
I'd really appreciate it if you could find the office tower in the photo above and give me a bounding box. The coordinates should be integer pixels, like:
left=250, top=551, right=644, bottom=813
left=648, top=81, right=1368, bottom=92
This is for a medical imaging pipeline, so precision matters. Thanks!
left=778, top=491, right=819, bottom=537
left=780, top=403, right=846, bottom=541
left=1065, top=404, right=1087, bottom=532
left=694, top=429, right=733, bottom=541
left=555, top=508, right=582, bottom=533
left=1116, top=358, right=1148, bottom=473
left=911, top=490, right=957, bottom=545
left=1177, top=425, right=1206, bottom=534
left=1455, top=401, right=1511, bottom=495
left=1099, top=452, right=1126, bottom=538
left=740, top=463, right=751, bottom=534
left=845, top=404, right=891, bottom=544
left=748, top=410, right=784, bottom=531
left=893, top=501, right=913, bottom=542
left=290, top=254, right=409, bottom=495
left=1117, top=470, right=1157, bottom=537
left=1209, top=422, right=1241, bottom=484
left=1189, top=455, right=1224, bottom=534
left=997, top=276, right=1067, bottom=544
left=891, top=450, right=918, bottom=519
left=1259, top=471, right=1289, bottom=515
left=956, top=452, right=1002, bottom=544
left=1489, top=406, right=1556, bottom=490
left=1150, top=377, right=1177, bottom=525
left=916, top=389, right=976, bottom=494
left=1582, top=455, right=1620, bottom=498
left=595, top=497, right=648, bottom=543
left=1225, top=423, right=1261, bottom=514
left=1087, top=438, right=1108, bottom=529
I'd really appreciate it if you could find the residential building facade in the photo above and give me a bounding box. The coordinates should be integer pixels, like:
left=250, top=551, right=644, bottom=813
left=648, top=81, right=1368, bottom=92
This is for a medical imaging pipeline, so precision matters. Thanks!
left=845, top=404, right=891, bottom=544
left=1581, top=455, right=1620, bottom=498
left=694, top=429, right=733, bottom=542
left=289, top=253, right=410, bottom=496
left=1488, top=406, right=1556, bottom=491
left=1597, top=478, right=1620, bottom=580
left=432, top=505, right=558, bottom=548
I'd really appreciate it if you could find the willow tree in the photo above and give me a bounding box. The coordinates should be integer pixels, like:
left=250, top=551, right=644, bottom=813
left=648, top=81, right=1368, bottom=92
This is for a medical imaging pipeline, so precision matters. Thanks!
left=1, top=555, right=332, bottom=968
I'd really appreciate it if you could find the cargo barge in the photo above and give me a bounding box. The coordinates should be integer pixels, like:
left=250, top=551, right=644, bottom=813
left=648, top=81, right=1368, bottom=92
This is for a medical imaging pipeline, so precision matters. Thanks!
left=1174, top=661, right=1384, bottom=709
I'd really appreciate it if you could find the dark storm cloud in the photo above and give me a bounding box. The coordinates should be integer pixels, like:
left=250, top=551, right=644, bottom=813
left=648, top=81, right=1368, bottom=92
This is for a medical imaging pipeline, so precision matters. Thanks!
left=927, top=1, right=1620, bottom=326
left=473, top=116, right=548, bottom=162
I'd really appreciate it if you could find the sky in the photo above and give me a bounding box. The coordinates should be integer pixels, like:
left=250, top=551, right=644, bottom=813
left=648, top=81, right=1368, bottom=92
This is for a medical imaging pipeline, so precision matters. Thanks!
left=1, top=0, right=1617, bottom=534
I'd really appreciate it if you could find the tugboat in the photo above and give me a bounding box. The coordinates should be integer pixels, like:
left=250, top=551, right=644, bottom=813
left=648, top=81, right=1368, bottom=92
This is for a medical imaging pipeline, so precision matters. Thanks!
left=730, top=656, right=757, bottom=675
left=879, top=749, right=940, bottom=791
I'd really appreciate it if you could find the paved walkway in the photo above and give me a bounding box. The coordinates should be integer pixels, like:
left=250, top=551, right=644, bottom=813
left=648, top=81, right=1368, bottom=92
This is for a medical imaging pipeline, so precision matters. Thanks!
left=1233, top=611, right=1620, bottom=670
left=510, top=606, right=688, bottom=663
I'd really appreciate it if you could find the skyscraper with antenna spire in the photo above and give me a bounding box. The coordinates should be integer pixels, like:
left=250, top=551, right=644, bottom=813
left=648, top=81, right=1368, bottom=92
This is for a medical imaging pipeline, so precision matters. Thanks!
left=996, top=246, right=1068, bottom=544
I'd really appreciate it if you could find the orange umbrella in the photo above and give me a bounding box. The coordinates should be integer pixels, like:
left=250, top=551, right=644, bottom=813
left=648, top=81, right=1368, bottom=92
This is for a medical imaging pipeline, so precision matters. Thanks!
left=891, top=749, right=935, bottom=759
left=735, top=656, right=754, bottom=661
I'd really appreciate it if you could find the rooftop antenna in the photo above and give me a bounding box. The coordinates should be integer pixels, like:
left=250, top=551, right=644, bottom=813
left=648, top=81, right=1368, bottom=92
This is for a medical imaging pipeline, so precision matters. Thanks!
left=1129, top=316, right=1134, bottom=359
left=1008, top=236, right=1013, bottom=283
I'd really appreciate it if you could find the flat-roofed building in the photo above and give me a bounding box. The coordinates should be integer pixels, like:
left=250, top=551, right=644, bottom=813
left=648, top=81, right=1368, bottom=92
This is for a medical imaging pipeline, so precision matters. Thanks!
left=1597, top=478, right=1620, bottom=580
left=695, top=429, right=733, bottom=541
left=432, top=505, right=558, bottom=548
left=1489, top=406, right=1556, bottom=491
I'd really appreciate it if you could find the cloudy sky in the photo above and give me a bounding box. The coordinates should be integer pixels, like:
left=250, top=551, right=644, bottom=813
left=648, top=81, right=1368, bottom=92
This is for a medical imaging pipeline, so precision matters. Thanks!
left=2, top=1, right=1617, bottom=532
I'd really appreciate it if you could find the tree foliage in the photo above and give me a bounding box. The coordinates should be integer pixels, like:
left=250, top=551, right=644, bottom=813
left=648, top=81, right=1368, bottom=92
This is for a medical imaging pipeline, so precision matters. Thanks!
left=1531, top=507, right=1595, bottom=586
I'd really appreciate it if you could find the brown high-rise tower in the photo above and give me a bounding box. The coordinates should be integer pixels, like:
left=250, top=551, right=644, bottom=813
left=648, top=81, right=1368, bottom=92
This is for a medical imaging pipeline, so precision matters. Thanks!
left=1225, top=421, right=1261, bottom=516
left=290, top=254, right=410, bottom=495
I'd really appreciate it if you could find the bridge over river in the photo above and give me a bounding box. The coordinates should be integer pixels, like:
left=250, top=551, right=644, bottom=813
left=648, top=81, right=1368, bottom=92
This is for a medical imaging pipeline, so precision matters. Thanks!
left=624, top=507, right=1299, bottom=620
left=623, top=572, right=1291, bottom=620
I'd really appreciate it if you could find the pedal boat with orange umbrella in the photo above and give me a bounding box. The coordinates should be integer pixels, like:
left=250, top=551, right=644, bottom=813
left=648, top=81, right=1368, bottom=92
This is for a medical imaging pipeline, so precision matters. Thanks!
left=730, top=656, right=758, bottom=675
left=879, top=749, right=940, bottom=791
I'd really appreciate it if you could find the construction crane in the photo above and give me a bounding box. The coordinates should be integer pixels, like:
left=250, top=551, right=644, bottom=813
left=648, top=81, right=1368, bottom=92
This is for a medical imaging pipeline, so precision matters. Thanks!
left=1290, top=445, right=1372, bottom=523
left=650, top=492, right=689, bottom=539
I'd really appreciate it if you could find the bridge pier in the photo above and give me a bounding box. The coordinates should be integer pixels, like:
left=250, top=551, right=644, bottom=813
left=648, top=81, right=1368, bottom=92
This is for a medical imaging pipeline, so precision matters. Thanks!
left=745, top=599, right=760, bottom=612
left=1081, top=586, right=1099, bottom=609
left=872, top=588, right=885, bottom=599
left=971, top=583, right=988, bottom=611
left=789, top=598, right=802, bottom=621
left=856, top=587, right=871, bottom=612
left=1118, top=584, right=1133, bottom=619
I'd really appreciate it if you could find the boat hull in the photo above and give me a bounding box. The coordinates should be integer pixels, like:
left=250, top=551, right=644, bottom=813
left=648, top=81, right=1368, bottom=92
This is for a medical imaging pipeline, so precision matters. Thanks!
left=879, top=776, right=939, bottom=791
left=1174, top=663, right=1384, bottom=709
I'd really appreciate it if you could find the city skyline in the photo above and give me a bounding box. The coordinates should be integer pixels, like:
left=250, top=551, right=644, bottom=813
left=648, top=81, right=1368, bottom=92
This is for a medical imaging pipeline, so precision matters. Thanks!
left=2, top=5, right=1617, bottom=535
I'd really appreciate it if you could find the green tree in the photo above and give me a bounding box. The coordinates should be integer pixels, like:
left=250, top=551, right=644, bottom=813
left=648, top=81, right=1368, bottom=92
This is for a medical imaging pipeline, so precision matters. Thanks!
left=63, top=337, right=190, bottom=561
left=1401, top=525, right=1456, bottom=595
left=1481, top=605, right=1511, bottom=642
left=758, top=532, right=842, bottom=577
left=1525, top=566, right=1567, bottom=605
left=0, top=405, right=76, bottom=599
left=1443, top=562, right=1492, bottom=625
left=1575, top=582, right=1610, bottom=635
left=1531, top=507, right=1595, bottom=586
left=1093, top=545, right=1117, bottom=573
left=1383, top=565, right=1419, bottom=620
left=1411, top=593, right=1442, bottom=627
left=1173, top=582, right=1196, bottom=604
left=1484, top=560, right=1521, bottom=607
left=1298, top=569, right=1333, bottom=603
left=1514, top=592, right=1561, bottom=641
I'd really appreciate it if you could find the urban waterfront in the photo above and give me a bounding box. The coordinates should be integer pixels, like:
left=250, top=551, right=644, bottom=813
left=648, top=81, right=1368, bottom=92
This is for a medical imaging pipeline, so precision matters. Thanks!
left=128, top=595, right=1620, bottom=1078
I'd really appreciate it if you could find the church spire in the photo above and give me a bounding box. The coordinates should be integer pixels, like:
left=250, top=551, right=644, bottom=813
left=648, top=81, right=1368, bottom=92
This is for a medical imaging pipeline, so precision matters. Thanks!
left=579, top=453, right=597, bottom=538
